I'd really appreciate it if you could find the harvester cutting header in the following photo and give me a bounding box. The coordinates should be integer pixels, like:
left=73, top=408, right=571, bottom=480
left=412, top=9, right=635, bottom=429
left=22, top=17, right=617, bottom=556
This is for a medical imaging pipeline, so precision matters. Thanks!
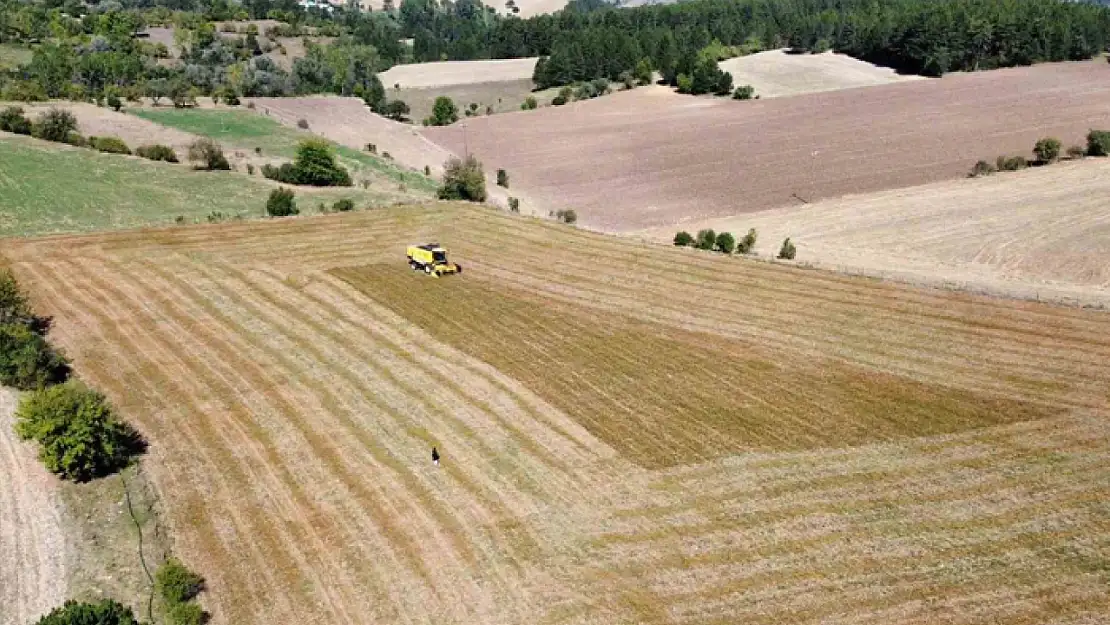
left=407, top=243, right=462, bottom=276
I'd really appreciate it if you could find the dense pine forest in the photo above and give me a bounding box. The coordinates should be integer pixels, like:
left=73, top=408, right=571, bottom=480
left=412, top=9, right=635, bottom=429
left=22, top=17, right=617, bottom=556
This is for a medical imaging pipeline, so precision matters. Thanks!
left=0, top=0, right=1108, bottom=103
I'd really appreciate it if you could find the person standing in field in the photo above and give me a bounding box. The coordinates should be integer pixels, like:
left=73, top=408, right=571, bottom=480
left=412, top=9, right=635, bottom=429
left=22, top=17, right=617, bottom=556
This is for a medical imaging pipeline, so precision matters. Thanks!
left=432, top=446, right=440, bottom=466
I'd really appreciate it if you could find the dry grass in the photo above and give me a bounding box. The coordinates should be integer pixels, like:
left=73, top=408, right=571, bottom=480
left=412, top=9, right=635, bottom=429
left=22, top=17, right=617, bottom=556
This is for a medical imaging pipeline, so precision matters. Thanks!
left=718, top=50, right=926, bottom=98
left=5, top=204, right=1110, bottom=624
left=379, top=58, right=538, bottom=89
left=420, top=60, right=1110, bottom=232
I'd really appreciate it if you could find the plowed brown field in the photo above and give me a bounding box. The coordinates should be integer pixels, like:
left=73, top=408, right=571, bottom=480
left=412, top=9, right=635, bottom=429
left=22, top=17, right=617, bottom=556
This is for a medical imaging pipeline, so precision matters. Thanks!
left=5, top=204, right=1110, bottom=624
left=421, top=60, right=1110, bottom=231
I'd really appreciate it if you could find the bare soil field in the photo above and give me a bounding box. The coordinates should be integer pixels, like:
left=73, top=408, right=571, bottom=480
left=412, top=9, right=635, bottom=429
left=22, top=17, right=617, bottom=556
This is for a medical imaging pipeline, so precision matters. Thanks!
left=421, top=59, right=1110, bottom=232
left=0, top=389, right=68, bottom=625
left=718, top=49, right=926, bottom=98
left=248, top=96, right=541, bottom=213
left=639, top=157, right=1110, bottom=307
left=393, top=79, right=561, bottom=125
left=379, top=58, right=539, bottom=89
left=5, top=204, right=1110, bottom=624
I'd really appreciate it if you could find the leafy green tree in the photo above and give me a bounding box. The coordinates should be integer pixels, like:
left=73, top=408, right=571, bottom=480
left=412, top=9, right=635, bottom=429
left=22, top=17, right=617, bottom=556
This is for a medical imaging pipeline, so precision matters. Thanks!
left=426, top=96, right=459, bottom=126
left=106, top=92, right=122, bottom=112
left=0, top=270, right=36, bottom=328
left=15, top=382, right=143, bottom=482
left=156, top=557, right=205, bottom=605
left=289, top=140, right=352, bottom=186
left=715, top=231, right=736, bottom=253
left=266, top=187, right=299, bottom=217
left=437, top=155, right=486, bottom=202
left=1033, top=137, right=1061, bottom=163
left=383, top=99, right=410, bottom=121
left=695, top=229, right=716, bottom=250
left=33, top=599, right=138, bottom=625
left=676, top=73, right=693, bottom=94
left=673, top=231, right=694, bottom=246
left=32, top=108, right=78, bottom=143
left=1087, top=130, right=1110, bottom=157
left=0, top=323, right=70, bottom=390
left=634, top=58, right=654, bottom=85
left=778, top=237, right=797, bottom=260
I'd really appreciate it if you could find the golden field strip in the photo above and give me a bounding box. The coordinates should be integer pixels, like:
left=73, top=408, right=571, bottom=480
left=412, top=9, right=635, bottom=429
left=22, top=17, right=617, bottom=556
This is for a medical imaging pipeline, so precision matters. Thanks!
left=4, top=203, right=1109, bottom=624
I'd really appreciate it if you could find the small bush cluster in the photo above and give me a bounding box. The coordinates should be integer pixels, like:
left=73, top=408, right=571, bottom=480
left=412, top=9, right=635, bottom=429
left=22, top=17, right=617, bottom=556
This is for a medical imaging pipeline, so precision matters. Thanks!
left=0, top=106, right=33, bottom=135
left=554, top=209, right=577, bottom=225
left=262, top=140, right=351, bottom=187
left=968, top=159, right=996, bottom=177
left=32, top=108, right=79, bottom=143
left=675, top=228, right=757, bottom=254
left=156, top=557, right=208, bottom=625
left=1087, top=129, right=1110, bottom=157
left=733, top=85, right=756, bottom=100
left=187, top=138, right=231, bottom=171
left=266, top=187, right=299, bottom=217
left=136, top=144, right=179, bottom=163
left=996, top=154, right=1028, bottom=171
left=521, top=96, right=538, bottom=110
left=34, top=600, right=138, bottom=625
left=496, top=168, right=509, bottom=188
left=0, top=270, right=69, bottom=390
left=778, top=237, right=797, bottom=260
left=973, top=134, right=1108, bottom=178
left=437, top=155, right=487, bottom=202
left=333, top=198, right=355, bottom=212
left=297, top=118, right=310, bottom=129
left=423, top=96, right=459, bottom=126
left=89, top=136, right=131, bottom=155
left=508, top=197, right=520, bottom=212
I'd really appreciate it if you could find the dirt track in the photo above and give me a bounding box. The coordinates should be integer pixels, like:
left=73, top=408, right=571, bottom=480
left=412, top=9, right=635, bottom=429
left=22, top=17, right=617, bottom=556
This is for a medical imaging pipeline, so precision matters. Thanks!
left=421, top=60, right=1110, bottom=232
left=0, top=389, right=69, bottom=625
left=6, top=205, right=1110, bottom=624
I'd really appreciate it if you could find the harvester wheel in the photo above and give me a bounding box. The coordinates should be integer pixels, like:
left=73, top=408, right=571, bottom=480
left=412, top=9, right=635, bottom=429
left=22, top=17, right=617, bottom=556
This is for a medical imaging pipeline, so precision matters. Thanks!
left=455, top=264, right=462, bottom=274
left=424, top=265, right=432, bottom=275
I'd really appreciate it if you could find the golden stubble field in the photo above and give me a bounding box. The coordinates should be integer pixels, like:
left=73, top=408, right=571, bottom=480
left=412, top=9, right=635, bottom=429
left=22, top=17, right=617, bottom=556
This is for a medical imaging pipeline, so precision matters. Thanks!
left=4, top=204, right=1110, bottom=624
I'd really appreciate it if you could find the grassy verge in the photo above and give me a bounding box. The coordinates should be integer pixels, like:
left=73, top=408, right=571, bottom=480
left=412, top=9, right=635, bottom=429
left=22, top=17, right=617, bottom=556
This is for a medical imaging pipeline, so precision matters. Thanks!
left=131, top=108, right=437, bottom=192
left=0, top=134, right=396, bottom=237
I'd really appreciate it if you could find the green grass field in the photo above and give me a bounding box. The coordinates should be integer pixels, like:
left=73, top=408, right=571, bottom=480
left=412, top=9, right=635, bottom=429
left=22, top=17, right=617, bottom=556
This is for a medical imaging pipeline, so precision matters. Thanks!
left=131, top=108, right=437, bottom=192
left=0, top=43, right=32, bottom=70
left=0, top=134, right=399, bottom=237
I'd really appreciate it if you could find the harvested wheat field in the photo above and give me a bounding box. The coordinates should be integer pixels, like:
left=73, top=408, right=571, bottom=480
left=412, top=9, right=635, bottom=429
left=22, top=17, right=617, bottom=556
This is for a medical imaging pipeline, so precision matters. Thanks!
left=640, top=156, right=1110, bottom=307
left=249, top=96, right=542, bottom=213
left=378, top=58, right=539, bottom=89
left=0, top=389, right=69, bottom=625
left=422, top=59, right=1110, bottom=231
left=5, top=203, right=1110, bottom=624
left=718, top=49, right=926, bottom=98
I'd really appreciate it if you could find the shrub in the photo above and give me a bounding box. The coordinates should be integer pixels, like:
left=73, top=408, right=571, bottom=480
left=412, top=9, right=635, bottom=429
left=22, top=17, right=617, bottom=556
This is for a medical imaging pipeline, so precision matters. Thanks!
left=107, top=93, right=122, bottom=112
left=551, top=95, right=568, bottom=106
left=737, top=228, right=757, bottom=254
left=508, top=197, right=520, bottom=212
left=167, top=601, right=205, bottom=625
left=778, top=237, right=797, bottom=260
left=425, top=96, right=459, bottom=126
left=715, top=231, right=736, bottom=254
left=291, top=140, right=351, bottom=186
left=15, top=382, right=142, bottom=482
left=496, top=168, right=509, bottom=188
left=968, top=159, right=996, bottom=177
left=333, top=198, right=354, bottom=212
left=676, top=73, right=694, bottom=94
left=156, top=557, right=205, bottom=605
left=521, top=96, right=538, bottom=110
left=366, top=143, right=377, bottom=154
left=297, top=118, right=309, bottom=129
left=383, top=99, right=410, bottom=121
left=1033, top=137, right=1061, bottom=163
left=1067, top=144, right=1087, bottom=159
left=555, top=209, right=577, bottom=225
left=634, top=57, right=654, bottom=86
left=1086, top=130, right=1110, bottom=157
left=0, top=106, right=32, bottom=135
left=997, top=155, right=1028, bottom=171
left=34, top=599, right=138, bottom=625
left=246, top=164, right=255, bottom=175
left=437, top=155, right=486, bottom=202
left=266, top=187, right=298, bottom=217
left=63, top=132, right=87, bottom=147
left=673, top=231, right=694, bottom=246
left=0, top=323, right=70, bottom=390
left=90, top=136, right=131, bottom=155
left=423, top=165, right=431, bottom=176
left=695, top=229, right=716, bottom=250
left=619, top=71, right=635, bottom=90
left=187, top=139, right=231, bottom=171
left=0, top=270, right=37, bottom=328
left=136, top=144, right=179, bottom=163
left=32, top=108, right=79, bottom=143
left=733, top=85, right=755, bottom=100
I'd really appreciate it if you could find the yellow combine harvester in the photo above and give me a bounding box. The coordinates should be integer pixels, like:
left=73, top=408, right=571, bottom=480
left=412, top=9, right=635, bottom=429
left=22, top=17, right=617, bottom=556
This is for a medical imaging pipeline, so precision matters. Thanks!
left=406, top=243, right=462, bottom=276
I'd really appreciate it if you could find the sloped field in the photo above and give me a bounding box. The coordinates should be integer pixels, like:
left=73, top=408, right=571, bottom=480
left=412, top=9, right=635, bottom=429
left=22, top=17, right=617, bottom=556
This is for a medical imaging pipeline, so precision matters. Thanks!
left=718, top=50, right=926, bottom=98
left=421, top=60, right=1110, bottom=231
left=378, top=58, right=539, bottom=89
left=5, top=204, right=1109, bottom=624
left=640, top=156, right=1110, bottom=307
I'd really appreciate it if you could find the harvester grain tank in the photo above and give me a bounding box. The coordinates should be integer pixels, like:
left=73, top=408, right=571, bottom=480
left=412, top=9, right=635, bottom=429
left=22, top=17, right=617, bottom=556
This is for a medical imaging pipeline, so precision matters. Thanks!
left=406, top=243, right=462, bottom=276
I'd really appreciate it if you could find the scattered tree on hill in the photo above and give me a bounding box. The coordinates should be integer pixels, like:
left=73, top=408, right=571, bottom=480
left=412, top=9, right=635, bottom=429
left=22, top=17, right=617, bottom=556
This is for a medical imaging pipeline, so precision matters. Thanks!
left=968, top=159, right=996, bottom=177
left=289, top=140, right=351, bottom=186
left=384, top=99, right=411, bottom=121
left=425, top=96, right=459, bottom=126
left=0, top=106, right=32, bottom=135
left=496, top=168, right=509, bottom=188
left=778, top=237, right=797, bottom=260
left=733, top=85, right=755, bottom=100
left=1034, top=137, right=1061, bottom=163
left=737, top=228, right=757, bottom=254
left=136, top=144, right=179, bottom=163
left=555, top=209, right=578, bottom=224
left=333, top=198, right=355, bottom=212
left=187, top=138, right=231, bottom=171
left=673, top=231, right=694, bottom=246
left=31, top=108, right=78, bottom=143
left=437, top=155, right=487, bottom=202
left=33, top=600, right=138, bottom=625
left=1087, top=130, right=1110, bottom=156
left=0, top=323, right=70, bottom=390
left=15, top=381, right=144, bottom=482
left=156, top=558, right=205, bottom=605
left=634, top=58, right=654, bottom=85
left=715, top=231, right=736, bottom=254
left=0, top=270, right=37, bottom=328
left=521, top=96, right=538, bottom=110
left=106, top=93, right=122, bottom=112
left=695, top=229, right=716, bottom=250
left=266, top=187, right=299, bottom=217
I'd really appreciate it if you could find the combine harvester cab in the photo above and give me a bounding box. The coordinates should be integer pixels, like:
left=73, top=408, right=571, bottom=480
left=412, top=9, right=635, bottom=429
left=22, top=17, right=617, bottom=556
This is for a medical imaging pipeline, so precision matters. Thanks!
left=406, top=243, right=462, bottom=276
